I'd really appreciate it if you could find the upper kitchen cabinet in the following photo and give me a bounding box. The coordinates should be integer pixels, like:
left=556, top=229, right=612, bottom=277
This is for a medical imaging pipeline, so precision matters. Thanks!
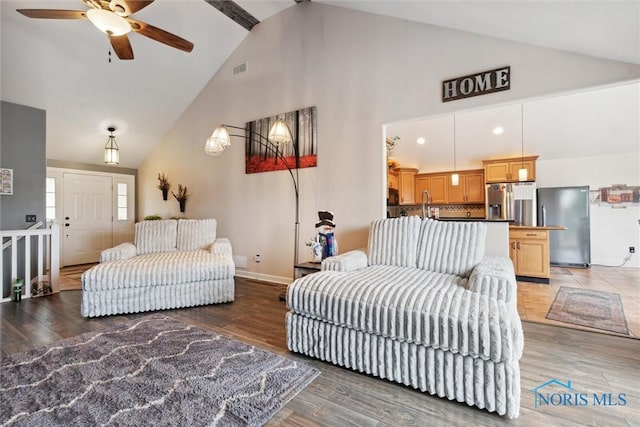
left=415, top=172, right=448, bottom=204
left=448, top=170, right=485, bottom=204
left=483, top=155, right=538, bottom=183
left=397, top=167, right=418, bottom=204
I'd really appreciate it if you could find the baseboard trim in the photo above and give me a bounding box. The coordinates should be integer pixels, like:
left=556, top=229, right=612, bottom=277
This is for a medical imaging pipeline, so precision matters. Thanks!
left=516, top=275, right=550, bottom=284
left=234, top=270, right=291, bottom=285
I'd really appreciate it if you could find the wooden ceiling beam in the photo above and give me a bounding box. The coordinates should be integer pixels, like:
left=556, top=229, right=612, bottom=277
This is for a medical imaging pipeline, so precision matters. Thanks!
left=204, top=0, right=260, bottom=31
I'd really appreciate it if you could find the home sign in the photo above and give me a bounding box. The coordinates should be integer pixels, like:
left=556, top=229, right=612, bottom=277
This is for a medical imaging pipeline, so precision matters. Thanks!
left=442, top=66, right=510, bottom=102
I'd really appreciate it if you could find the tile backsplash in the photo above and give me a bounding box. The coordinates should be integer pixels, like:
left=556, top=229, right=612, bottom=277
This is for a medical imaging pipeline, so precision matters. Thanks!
left=388, top=204, right=485, bottom=219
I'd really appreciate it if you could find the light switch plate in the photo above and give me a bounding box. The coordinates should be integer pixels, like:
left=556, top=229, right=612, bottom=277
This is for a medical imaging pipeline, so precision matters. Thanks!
left=26, top=214, right=37, bottom=223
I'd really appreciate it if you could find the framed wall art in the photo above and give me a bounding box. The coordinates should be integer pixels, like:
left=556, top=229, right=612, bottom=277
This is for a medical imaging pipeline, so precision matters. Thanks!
left=0, top=168, right=13, bottom=195
left=245, top=106, right=317, bottom=174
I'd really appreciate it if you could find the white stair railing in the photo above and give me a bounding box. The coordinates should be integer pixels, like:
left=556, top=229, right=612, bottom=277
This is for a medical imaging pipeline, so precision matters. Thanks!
left=1, top=221, right=60, bottom=302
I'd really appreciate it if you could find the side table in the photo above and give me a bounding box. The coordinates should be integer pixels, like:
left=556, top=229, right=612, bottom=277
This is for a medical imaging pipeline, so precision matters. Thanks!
left=279, top=262, right=322, bottom=302
left=294, top=262, right=322, bottom=279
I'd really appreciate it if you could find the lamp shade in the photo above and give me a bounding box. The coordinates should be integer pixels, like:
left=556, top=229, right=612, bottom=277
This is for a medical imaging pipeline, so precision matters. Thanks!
left=268, top=119, right=293, bottom=144
left=518, top=167, right=528, bottom=181
left=205, top=125, right=231, bottom=156
left=86, top=8, right=131, bottom=35
left=451, top=172, right=459, bottom=186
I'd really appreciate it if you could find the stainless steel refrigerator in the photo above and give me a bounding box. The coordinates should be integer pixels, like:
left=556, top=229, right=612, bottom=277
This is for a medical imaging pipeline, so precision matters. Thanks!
left=486, top=182, right=537, bottom=226
left=537, top=186, right=591, bottom=267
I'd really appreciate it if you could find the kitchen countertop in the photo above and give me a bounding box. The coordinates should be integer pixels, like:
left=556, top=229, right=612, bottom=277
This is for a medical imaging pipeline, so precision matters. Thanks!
left=436, top=218, right=513, bottom=222
left=509, top=225, right=567, bottom=230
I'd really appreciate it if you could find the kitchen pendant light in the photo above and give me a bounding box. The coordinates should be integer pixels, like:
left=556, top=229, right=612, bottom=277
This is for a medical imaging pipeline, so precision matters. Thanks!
left=518, top=104, right=528, bottom=181
left=104, top=126, right=120, bottom=165
left=451, top=114, right=459, bottom=186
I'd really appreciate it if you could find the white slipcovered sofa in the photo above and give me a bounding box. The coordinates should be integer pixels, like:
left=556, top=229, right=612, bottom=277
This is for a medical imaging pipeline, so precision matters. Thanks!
left=286, top=216, right=523, bottom=418
left=81, top=218, right=235, bottom=317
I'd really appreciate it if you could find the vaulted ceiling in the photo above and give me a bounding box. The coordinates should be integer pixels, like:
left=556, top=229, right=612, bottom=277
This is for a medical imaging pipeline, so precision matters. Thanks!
left=1, top=0, right=638, bottom=169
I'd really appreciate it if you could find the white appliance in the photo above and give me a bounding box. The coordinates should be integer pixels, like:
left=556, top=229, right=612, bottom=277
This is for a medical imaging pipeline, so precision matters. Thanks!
left=486, top=182, right=537, bottom=226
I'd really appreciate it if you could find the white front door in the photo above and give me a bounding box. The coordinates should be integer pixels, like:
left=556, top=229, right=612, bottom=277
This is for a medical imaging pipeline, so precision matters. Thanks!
left=62, top=173, right=113, bottom=265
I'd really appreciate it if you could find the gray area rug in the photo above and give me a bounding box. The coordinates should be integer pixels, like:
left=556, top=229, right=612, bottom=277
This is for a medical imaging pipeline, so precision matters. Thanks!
left=0, top=314, right=319, bottom=426
left=546, top=286, right=629, bottom=335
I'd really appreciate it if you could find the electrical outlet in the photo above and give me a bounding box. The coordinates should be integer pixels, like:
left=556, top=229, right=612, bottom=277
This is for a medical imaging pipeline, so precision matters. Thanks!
left=25, top=214, right=37, bottom=223
left=254, top=254, right=261, bottom=263
left=630, top=247, right=636, bottom=254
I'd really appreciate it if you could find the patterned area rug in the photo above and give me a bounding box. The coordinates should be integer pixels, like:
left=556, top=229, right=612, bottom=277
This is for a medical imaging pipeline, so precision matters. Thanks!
left=546, top=287, right=629, bottom=335
left=0, top=315, right=319, bottom=426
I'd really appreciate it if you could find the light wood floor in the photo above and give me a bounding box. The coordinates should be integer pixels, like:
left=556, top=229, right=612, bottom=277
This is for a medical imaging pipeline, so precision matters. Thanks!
left=517, top=265, right=640, bottom=338
left=1, top=278, right=639, bottom=426
left=59, top=264, right=640, bottom=338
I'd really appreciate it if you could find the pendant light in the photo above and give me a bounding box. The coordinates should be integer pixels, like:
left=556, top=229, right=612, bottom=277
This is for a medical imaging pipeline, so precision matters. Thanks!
left=451, top=114, right=459, bottom=186
left=104, top=126, right=120, bottom=165
left=518, top=104, right=528, bottom=181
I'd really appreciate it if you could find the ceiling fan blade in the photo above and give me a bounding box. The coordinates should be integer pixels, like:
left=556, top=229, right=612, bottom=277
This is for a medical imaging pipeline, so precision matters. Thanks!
left=109, top=34, right=134, bottom=60
left=128, top=18, right=193, bottom=53
left=111, top=0, right=154, bottom=16
left=17, top=9, right=87, bottom=19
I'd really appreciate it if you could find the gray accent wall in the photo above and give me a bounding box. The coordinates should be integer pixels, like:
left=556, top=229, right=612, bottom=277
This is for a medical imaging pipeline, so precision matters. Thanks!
left=1, top=101, right=46, bottom=297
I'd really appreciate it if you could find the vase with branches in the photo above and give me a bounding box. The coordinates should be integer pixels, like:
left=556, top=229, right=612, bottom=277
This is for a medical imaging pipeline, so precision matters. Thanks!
left=172, top=184, right=189, bottom=213
left=157, top=173, right=171, bottom=200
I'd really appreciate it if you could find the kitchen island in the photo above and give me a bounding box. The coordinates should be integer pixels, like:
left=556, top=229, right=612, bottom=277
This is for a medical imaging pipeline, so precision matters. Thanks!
left=509, top=225, right=566, bottom=283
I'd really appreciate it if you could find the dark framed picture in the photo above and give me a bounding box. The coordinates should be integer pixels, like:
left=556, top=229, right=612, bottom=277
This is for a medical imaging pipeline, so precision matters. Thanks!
left=245, top=106, right=317, bottom=174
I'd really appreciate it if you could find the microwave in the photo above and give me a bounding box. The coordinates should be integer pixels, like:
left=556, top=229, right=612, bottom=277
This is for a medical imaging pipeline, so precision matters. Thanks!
left=388, top=188, right=399, bottom=205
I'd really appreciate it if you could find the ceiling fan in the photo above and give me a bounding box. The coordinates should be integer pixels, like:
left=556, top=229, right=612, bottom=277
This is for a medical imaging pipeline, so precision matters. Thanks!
left=17, top=0, right=194, bottom=60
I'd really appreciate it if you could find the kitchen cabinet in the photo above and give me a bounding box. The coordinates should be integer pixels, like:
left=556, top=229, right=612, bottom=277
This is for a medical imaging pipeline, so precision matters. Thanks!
left=397, top=168, right=418, bottom=205
left=508, top=226, right=564, bottom=283
left=415, top=173, right=448, bottom=205
left=388, top=170, right=398, bottom=190
left=447, top=170, right=485, bottom=204
left=483, top=155, right=538, bottom=183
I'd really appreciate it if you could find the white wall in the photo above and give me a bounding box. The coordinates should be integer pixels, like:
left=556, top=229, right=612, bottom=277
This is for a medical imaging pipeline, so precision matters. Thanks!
left=537, top=153, right=640, bottom=268
left=138, top=3, right=640, bottom=281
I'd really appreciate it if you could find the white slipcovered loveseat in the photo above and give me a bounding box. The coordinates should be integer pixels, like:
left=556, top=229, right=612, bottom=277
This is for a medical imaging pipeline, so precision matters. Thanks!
left=81, top=218, right=235, bottom=317
left=286, top=216, right=523, bottom=418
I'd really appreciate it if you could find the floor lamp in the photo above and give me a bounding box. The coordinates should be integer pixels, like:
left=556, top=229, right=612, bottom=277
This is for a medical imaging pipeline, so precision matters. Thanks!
left=205, top=121, right=300, bottom=300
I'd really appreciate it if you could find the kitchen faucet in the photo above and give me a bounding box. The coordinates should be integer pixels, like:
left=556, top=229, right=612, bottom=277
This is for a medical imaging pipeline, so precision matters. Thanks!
left=421, top=190, right=431, bottom=219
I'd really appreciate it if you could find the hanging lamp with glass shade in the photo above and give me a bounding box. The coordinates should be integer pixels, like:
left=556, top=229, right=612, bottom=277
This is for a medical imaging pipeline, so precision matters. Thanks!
left=451, top=115, right=459, bottom=186
left=518, top=104, right=528, bottom=181
left=104, top=126, right=120, bottom=165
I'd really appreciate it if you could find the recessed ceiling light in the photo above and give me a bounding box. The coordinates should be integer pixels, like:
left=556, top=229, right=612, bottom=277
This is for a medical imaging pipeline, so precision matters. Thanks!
left=417, top=137, right=426, bottom=145
left=493, top=127, right=504, bottom=135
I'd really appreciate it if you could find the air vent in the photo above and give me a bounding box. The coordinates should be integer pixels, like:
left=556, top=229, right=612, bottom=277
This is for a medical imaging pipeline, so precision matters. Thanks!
left=233, top=61, right=248, bottom=76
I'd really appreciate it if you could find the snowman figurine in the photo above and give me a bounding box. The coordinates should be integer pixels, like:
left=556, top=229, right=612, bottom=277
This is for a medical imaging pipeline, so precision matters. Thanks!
left=316, top=210, right=338, bottom=260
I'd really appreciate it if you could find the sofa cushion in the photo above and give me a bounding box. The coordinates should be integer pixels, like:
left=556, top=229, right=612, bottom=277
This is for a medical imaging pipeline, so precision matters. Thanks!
left=367, top=216, right=421, bottom=268
left=287, top=265, right=522, bottom=363
left=82, top=249, right=235, bottom=291
left=416, top=219, right=486, bottom=278
left=135, top=219, right=178, bottom=255
left=177, top=218, right=217, bottom=250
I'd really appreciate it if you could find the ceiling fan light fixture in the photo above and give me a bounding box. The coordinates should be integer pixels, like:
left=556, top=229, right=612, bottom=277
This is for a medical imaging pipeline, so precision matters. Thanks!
left=109, top=0, right=127, bottom=16
left=87, top=8, right=131, bottom=36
